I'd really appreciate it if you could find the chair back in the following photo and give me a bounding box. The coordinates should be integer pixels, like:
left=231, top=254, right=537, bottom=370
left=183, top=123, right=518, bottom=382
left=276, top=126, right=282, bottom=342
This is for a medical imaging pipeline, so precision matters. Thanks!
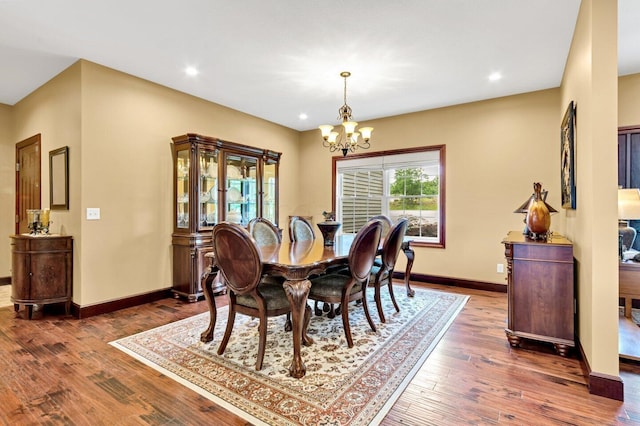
left=381, top=218, right=409, bottom=269
left=370, top=215, right=393, bottom=237
left=348, top=219, right=383, bottom=282
left=289, top=216, right=315, bottom=242
left=213, top=222, right=263, bottom=295
left=248, top=217, right=281, bottom=247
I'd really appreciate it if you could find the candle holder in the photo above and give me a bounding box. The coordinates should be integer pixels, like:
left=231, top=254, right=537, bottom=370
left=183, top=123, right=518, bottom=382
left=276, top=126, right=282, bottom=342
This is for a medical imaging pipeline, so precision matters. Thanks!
left=26, top=209, right=52, bottom=235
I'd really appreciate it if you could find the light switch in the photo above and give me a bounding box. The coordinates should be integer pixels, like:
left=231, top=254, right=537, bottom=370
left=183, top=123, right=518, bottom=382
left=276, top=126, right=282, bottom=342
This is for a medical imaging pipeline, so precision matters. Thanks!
left=87, top=208, right=100, bottom=220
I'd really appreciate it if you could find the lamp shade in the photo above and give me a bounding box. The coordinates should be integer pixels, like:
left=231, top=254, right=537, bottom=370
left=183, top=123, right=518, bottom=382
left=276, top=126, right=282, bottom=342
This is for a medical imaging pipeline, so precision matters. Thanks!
left=513, top=190, right=557, bottom=214
left=618, top=188, right=640, bottom=219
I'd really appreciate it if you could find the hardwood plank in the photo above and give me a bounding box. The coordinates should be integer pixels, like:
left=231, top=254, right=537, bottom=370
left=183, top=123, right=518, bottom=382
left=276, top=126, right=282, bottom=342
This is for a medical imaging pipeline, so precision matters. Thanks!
left=0, top=284, right=638, bottom=425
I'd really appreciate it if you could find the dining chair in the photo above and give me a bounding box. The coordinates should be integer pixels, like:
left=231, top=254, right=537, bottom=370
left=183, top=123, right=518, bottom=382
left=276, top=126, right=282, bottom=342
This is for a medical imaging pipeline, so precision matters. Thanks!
left=288, top=215, right=337, bottom=317
left=370, top=215, right=393, bottom=238
left=369, top=218, right=409, bottom=323
left=248, top=217, right=281, bottom=246
left=307, top=218, right=383, bottom=348
left=213, top=222, right=292, bottom=371
left=288, top=216, right=315, bottom=242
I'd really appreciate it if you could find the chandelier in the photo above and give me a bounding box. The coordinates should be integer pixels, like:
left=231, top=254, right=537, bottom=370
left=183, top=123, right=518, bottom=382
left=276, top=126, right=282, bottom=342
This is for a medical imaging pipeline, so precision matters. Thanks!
left=319, top=71, right=373, bottom=157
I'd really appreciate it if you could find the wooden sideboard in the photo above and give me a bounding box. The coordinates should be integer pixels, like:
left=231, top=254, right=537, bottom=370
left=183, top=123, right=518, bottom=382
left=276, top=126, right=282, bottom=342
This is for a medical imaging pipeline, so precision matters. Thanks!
left=502, top=231, right=575, bottom=356
left=10, top=234, right=73, bottom=319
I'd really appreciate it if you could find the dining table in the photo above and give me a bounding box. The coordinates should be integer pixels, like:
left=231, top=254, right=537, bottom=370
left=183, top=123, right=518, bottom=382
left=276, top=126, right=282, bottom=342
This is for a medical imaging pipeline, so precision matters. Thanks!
left=200, top=234, right=415, bottom=379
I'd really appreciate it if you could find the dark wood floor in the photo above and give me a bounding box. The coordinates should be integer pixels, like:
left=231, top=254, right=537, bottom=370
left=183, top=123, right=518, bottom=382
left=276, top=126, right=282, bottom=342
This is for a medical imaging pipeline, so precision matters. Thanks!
left=0, top=283, right=638, bottom=425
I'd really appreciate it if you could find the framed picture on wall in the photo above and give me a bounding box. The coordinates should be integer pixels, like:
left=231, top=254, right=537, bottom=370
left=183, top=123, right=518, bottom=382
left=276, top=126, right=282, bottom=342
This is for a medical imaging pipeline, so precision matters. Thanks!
left=50, top=146, right=69, bottom=210
left=561, top=101, right=576, bottom=209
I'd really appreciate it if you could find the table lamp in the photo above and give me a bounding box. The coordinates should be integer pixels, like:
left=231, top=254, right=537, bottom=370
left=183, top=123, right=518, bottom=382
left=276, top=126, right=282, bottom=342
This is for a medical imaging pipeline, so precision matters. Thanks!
left=618, top=188, right=640, bottom=227
left=513, top=189, right=557, bottom=235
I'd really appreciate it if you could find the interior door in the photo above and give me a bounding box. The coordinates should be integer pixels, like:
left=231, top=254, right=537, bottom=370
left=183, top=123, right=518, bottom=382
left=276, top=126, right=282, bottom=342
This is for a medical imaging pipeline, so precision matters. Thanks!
left=15, top=134, right=41, bottom=234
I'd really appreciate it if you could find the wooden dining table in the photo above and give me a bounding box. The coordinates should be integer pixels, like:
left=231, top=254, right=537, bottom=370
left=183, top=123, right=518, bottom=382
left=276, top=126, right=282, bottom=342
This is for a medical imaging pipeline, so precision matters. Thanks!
left=200, top=234, right=415, bottom=378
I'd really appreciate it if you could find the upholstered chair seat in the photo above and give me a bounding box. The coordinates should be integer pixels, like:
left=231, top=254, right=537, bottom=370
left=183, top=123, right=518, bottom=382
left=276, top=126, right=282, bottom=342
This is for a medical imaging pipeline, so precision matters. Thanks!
left=236, top=282, right=291, bottom=310
left=308, top=275, right=364, bottom=299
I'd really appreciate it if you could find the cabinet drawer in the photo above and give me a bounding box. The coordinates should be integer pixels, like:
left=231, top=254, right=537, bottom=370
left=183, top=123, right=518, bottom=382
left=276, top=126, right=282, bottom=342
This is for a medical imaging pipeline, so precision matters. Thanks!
left=513, top=244, right=572, bottom=263
left=13, top=237, right=72, bottom=252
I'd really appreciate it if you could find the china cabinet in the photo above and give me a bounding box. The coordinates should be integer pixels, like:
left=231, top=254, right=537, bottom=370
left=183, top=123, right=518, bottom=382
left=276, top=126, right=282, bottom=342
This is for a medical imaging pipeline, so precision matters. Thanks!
left=171, top=133, right=281, bottom=301
left=502, top=231, right=575, bottom=356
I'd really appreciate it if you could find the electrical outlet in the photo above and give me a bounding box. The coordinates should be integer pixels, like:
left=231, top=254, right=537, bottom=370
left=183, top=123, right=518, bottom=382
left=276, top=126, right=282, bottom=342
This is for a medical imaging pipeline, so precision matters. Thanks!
left=497, top=263, right=504, bottom=273
left=86, top=208, right=100, bottom=220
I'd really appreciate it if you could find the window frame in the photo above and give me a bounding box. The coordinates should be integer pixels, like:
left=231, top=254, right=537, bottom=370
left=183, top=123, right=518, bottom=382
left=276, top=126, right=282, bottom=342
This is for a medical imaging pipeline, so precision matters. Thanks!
left=331, top=145, right=446, bottom=248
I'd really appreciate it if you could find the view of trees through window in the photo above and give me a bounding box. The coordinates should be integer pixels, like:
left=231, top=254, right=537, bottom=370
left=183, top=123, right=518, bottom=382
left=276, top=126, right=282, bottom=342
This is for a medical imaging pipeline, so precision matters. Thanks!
left=389, top=168, right=439, bottom=238
left=335, top=146, right=444, bottom=246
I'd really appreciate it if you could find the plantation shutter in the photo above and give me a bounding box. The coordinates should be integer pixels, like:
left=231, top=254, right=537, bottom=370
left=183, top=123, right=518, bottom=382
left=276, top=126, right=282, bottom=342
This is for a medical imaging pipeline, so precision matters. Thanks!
left=340, top=169, right=383, bottom=233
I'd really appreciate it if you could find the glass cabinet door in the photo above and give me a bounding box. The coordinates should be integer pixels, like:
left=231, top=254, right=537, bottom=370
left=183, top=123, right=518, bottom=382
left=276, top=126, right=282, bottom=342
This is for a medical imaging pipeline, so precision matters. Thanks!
left=198, top=148, right=218, bottom=228
left=225, top=154, right=258, bottom=226
left=176, top=148, right=190, bottom=229
left=262, top=160, right=277, bottom=224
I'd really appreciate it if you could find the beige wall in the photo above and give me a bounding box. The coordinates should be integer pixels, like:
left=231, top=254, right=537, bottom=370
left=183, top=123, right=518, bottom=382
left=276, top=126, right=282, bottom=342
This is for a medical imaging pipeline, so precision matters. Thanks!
left=299, top=89, right=561, bottom=285
left=8, top=60, right=300, bottom=306
left=0, top=103, right=14, bottom=277
left=11, top=62, right=83, bottom=297
left=560, top=0, right=619, bottom=376
left=619, top=73, right=640, bottom=127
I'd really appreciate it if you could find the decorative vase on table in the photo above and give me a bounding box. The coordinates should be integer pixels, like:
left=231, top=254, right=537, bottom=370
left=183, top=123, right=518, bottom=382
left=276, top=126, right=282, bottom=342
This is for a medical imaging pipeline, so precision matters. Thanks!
left=525, top=182, right=552, bottom=240
left=317, top=211, right=341, bottom=246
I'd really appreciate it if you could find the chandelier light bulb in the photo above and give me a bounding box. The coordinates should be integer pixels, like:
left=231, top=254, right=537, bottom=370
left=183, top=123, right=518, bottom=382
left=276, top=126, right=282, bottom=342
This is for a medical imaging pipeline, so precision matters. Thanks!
left=359, top=127, right=373, bottom=142
left=319, top=125, right=334, bottom=140
left=328, top=132, right=339, bottom=144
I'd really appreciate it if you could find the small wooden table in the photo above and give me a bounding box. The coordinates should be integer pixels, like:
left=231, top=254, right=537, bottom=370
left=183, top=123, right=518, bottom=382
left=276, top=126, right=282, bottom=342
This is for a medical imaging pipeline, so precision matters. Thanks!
left=200, top=234, right=415, bottom=378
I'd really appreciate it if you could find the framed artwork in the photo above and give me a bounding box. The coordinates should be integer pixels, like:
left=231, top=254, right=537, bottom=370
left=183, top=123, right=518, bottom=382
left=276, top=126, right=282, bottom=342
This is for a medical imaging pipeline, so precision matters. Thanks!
left=560, top=101, right=576, bottom=209
left=49, top=146, right=69, bottom=210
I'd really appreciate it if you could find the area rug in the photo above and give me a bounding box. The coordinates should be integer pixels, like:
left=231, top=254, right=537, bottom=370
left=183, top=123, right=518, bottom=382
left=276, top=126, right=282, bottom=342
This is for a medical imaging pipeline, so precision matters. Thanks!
left=111, top=288, right=469, bottom=426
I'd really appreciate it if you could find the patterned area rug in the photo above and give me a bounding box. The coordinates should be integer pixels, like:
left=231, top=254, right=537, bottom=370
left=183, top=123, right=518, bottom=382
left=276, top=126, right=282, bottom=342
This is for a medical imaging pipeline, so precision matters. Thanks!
left=111, top=288, right=469, bottom=426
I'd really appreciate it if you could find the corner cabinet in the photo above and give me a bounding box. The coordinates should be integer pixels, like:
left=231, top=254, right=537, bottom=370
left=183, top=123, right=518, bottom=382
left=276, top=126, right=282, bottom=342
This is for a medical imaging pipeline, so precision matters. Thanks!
left=171, top=133, right=281, bottom=301
left=502, top=231, right=575, bottom=356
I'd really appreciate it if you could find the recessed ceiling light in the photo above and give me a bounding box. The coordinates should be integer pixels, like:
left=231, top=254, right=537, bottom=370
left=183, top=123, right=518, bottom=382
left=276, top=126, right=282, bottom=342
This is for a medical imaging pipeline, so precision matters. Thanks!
left=185, top=66, right=199, bottom=77
left=488, top=72, right=502, bottom=82
left=299, top=113, right=308, bottom=120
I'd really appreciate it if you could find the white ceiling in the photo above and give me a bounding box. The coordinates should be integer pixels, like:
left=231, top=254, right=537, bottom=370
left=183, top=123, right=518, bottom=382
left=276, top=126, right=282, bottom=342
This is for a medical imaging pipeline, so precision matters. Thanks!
left=0, top=1, right=638, bottom=132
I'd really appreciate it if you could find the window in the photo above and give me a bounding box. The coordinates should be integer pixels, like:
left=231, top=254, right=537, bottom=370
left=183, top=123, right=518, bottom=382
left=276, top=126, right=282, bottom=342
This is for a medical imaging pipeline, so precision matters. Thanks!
left=332, top=145, right=445, bottom=247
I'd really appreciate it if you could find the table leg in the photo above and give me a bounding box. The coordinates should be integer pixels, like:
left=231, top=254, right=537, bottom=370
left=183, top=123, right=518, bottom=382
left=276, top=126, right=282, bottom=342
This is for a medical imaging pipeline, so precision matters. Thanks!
left=402, top=242, right=415, bottom=297
left=200, top=270, right=219, bottom=343
left=283, top=278, right=313, bottom=378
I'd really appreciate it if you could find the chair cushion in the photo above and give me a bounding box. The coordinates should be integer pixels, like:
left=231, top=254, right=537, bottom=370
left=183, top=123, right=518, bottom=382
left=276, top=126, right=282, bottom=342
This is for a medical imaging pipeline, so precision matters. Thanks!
left=309, top=274, right=362, bottom=299
left=369, top=264, right=389, bottom=281
left=236, top=282, right=291, bottom=311
left=252, top=223, right=280, bottom=246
